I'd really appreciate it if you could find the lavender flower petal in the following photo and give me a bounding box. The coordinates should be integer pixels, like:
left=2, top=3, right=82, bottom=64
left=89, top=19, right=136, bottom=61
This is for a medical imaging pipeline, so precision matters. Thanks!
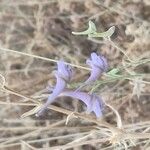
left=57, top=60, right=73, bottom=82
left=76, top=52, right=108, bottom=91
left=91, top=95, right=103, bottom=117
left=85, top=52, right=108, bottom=84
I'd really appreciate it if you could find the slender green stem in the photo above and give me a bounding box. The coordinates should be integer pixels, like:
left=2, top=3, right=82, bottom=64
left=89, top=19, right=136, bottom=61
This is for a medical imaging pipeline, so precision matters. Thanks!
left=90, top=74, right=144, bottom=93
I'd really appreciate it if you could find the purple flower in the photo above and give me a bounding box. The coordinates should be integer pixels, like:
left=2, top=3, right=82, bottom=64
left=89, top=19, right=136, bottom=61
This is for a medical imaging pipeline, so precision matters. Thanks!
left=36, top=60, right=73, bottom=116
left=76, top=52, right=108, bottom=91
left=85, top=52, right=108, bottom=84
left=60, top=90, right=104, bottom=118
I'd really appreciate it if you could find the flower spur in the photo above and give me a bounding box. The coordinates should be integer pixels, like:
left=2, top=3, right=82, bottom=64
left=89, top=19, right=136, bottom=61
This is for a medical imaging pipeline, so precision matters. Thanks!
left=60, top=90, right=104, bottom=118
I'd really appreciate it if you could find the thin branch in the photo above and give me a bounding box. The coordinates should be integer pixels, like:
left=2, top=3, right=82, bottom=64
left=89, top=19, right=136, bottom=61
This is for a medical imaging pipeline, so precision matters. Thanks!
left=0, top=47, right=90, bottom=71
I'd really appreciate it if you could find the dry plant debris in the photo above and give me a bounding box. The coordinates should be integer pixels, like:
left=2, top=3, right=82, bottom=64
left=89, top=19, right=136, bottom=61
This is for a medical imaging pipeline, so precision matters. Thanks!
left=0, top=0, right=150, bottom=149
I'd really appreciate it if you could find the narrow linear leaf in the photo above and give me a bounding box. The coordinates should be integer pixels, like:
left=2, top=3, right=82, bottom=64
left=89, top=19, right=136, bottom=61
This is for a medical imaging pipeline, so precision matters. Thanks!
left=107, top=68, right=120, bottom=76
left=21, top=105, right=42, bottom=118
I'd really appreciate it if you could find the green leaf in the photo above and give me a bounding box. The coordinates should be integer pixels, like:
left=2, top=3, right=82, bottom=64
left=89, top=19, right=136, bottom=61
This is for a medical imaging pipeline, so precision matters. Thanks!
left=89, top=26, right=115, bottom=38
left=107, top=68, right=120, bottom=76
left=72, top=21, right=115, bottom=39
left=72, top=21, right=97, bottom=35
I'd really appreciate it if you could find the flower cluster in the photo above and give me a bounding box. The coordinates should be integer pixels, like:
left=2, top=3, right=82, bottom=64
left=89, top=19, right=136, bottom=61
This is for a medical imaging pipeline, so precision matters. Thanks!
left=36, top=52, right=108, bottom=118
